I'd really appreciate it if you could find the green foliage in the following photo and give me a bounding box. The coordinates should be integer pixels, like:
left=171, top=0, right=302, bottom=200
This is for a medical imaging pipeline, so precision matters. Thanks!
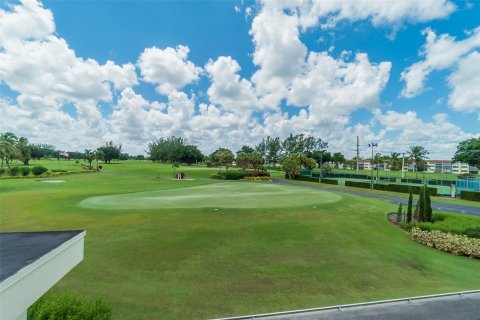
left=28, top=293, right=111, bottom=320
left=344, top=180, right=371, bottom=188
left=51, top=169, right=67, bottom=173
left=460, top=190, right=480, bottom=202
left=410, top=227, right=480, bottom=259
left=0, top=168, right=5, bottom=176
left=465, top=227, right=480, bottom=239
left=148, top=137, right=203, bottom=165
left=214, top=150, right=234, bottom=171
left=31, top=166, right=48, bottom=176
left=414, top=212, right=480, bottom=237
left=424, top=185, right=433, bottom=222
left=343, top=180, right=438, bottom=196
left=243, top=176, right=271, bottom=181
left=407, top=189, right=413, bottom=223
left=211, top=170, right=270, bottom=180
left=320, top=178, right=338, bottom=185
left=8, top=166, right=20, bottom=176
left=397, top=203, right=403, bottom=223
left=20, top=166, right=31, bottom=176
left=453, top=137, right=480, bottom=168
left=211, top=170, right=246, bottom=180
left=281, top=153, right=316, bottom=179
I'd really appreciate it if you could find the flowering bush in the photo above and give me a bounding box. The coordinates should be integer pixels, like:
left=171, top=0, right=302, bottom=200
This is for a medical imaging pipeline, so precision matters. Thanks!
left=243, top=176, right=271, bottom=181
left=410, top=227, right=480, bottom=259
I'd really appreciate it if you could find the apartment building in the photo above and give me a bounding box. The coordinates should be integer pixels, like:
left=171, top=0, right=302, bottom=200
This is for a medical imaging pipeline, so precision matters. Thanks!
left=426, top=160, right=478, bottom=174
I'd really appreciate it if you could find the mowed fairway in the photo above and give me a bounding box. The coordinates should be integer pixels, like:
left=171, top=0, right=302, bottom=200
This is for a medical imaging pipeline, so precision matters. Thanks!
left=78, top=182, right=341, bottom=209
left=1, top=161, right=480, bottom=319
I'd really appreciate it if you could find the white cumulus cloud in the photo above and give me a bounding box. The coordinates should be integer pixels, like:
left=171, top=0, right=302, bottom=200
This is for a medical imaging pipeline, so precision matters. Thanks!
left=137, top=45, right=202, bottom=95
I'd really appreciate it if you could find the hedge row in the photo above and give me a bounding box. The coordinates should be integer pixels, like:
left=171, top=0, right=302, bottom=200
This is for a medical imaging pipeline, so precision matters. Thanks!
left=289, top=175, right=339, bottom=185
left=344, top=180, right=438, bottom=196
left=0, top=166, right=48, bottom=177
left=410, top=227, right=480, bottom=259
left=460, top=190, right=480, bottom=202
left=212, top=170, right=270, bottom=180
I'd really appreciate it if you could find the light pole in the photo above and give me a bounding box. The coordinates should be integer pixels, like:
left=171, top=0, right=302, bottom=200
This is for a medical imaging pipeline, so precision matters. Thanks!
left=368, top=143, right=377, bottom=189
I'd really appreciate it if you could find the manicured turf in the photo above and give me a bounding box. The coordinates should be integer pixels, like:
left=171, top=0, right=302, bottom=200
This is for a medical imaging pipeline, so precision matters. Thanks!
left=1, top=161, right=480, bottom=320
left=78, top=182, right=341, bottom=209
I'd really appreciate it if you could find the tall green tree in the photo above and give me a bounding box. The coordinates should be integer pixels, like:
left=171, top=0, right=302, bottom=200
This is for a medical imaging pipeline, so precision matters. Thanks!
left=236, top=145, right=255, bottom=156
left=389, top=152, right=402, bottom=171
left=262, top=136, right=283, bottom=165
left=417, top=186, right=426, bottom=222
left=214, top=150, right=234, bottom=171
left=397, top=203, right=403, bottom=223
left=406, top=189, right=413, bottom=223
left=281, top=153, right=316, bottom=179
left=408, top=146, right=429, bottom=178
left=97, top=141, right=122, bottom=164
left=332, top=152, right=346, bottom=169
left=236, top=152, right=250, bottom=170
left=424, top=186, right=433, bottom=222
left=453, top=137, right=480, bottom=168
left=0, top=132, right=19, bottom=168
left=250, top=151, right=263, bottom=170
left=83, top=149, right=97, bottom=169
left=16, top=137, right=31, bottom=165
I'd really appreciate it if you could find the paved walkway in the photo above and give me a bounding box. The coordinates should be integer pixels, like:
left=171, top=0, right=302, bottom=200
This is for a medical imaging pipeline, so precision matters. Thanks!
left=214, top=291, right=480, bottom=320
left=271, top=179, right=480, bottom=217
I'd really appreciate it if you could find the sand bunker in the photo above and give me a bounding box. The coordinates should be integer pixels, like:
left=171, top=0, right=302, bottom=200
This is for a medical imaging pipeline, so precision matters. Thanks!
left=40, top=180, right=66, bottom=183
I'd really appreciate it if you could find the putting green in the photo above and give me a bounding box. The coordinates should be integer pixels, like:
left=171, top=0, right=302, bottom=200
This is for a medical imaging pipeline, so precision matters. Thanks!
left=77, top=182, right=342, bottom=209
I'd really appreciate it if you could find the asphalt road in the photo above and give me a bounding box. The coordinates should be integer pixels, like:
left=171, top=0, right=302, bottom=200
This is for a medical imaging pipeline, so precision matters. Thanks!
left=271, top=178, right=480, bottom=217
left=214, top=291, right=480, bottom=320
left=256, top=292, right=480, bottom=320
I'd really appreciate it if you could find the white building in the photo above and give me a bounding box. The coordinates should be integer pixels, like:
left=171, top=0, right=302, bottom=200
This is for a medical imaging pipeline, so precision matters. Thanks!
left=426, top=160, right=478, bottom=174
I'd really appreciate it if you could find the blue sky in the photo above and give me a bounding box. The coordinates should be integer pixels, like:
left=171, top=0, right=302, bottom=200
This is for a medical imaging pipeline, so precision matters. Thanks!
left=0, top=0, right=479, bottom=158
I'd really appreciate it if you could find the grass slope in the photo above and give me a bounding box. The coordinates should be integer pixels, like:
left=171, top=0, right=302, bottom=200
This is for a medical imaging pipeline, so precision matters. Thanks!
left=1, top=161, right=480, bottom=319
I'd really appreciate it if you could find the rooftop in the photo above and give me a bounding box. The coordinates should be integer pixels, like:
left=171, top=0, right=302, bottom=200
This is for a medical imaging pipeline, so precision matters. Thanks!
left=0, top=230, right=84, bottom=282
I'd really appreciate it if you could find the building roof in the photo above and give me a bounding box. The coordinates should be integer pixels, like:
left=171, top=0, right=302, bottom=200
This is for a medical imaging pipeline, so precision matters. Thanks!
left=0, top=230, right=84, bottom=282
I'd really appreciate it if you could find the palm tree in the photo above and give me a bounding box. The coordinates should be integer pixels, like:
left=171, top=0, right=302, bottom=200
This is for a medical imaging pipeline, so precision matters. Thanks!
left=83, top=149, right=96, bottom=169
left=17, top=137, right=31, bottom=165
left=0, top=132, right=19, bottom=168
left=389, top=152, right=401, bottom=171
left=408, top=146, right=429, bottom=178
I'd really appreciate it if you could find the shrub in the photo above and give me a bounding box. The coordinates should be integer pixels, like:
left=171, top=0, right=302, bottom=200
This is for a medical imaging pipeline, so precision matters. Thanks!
left=211, top=170, right=250, bottom=180
left=28, top=293, right=112, bottom=320
left=20, top=167, right=31, bottom=176
left=0, top=168, right=5, bottom=176
left=245, top=171, right=270, bottom=177
left=410, top=227, right=480, bottom=259
left=460, top=190, right=480, bottom=202
left=320, top=178, right=338, bottom=185
left=345, top=180, right=371, bottom=189
left=31, top=166, right=48, bottom=176
left=397, top=203, right=403, bottom=223
left=8, top=166, right=20, bottom=176
left=243, top=176, right=271, bottom=181
left=465, top=227, right=480, bottom=239
left=210, top=173, right=224, bottom=180
left=51, top=169, right=67, bottom=173
left=344, top=180, right=438, bottom=196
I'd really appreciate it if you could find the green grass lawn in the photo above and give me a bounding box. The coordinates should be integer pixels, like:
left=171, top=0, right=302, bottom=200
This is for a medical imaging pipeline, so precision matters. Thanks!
left=1, top=161, right=480, bottom=319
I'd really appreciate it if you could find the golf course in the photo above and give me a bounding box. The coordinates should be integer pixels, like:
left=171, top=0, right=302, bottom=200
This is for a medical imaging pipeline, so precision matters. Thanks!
left=1, top=160, right=480, bottom=319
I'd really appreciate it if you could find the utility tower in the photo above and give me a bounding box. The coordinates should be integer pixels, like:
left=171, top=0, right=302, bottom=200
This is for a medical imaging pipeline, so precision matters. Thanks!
left=356, top=136, right=360, bottom=174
